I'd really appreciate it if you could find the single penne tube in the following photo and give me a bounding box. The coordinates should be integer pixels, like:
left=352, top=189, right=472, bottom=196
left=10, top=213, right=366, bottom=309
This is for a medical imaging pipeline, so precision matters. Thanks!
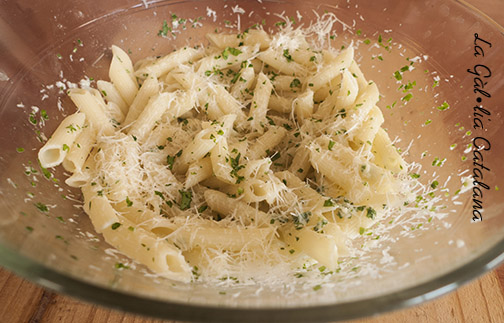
left=351, top=105, right=384, bottom=149
left=349, top=60, right=369, bottom=93
left=62, top=124, right=96, bottom=173
left=128, top=92, right=177, bottom=143
left=123, top=76, right=160, bottom=127
left=203, top=189, right=270, bottom=226
left=210, top=137, right=235, bottom=185
left=293, top=90, right=314, bottom=123
left=345, top=82, right=379, bottom=133
left=279, top=222, right=339, bottom=269
left=372, top=128, right=407, bottom=174
left=68, top=89, right=115, bottom=136
left=185, top=157, right=213, bottom=188
left=272, top=75, right=304, bottom=92
left=248, top=126, right=287, bottom=160
left=315, top=70, right=358, bottom=118
left=305, top=46, right=354, bottom=92
left=96, top=80, right=128, bottom=115
left=309, top=144, right=354, bottom=191
left=257, top=48, right=306, bottom=76
left=291, top=47, right=319, bottom=67
left=213, top=85, right=246, bottom=122
left=164, top=91, right=196, bottom=123
left=163, top=223, right=275, bottom=251
left=240, top=178, right=282, bottom=204
left=206, top=29, right=271, bottom=50
left=197, top=45, right=258, bottom=75
left=136, top=47, right=204, bottom=78
left=288, top=144, right=311, bottom=180
left=104, top=101, right=125, bottom=124
left=248, top=72, right=273, bottom=132
left=38, top=112, right=86, bottom=168
left=176, top=132, right=216, bottom=171
left=65, top=171, right=90, bottom=188
left=109, top=45, right=138, bottom=105
left=230, top=65, right=255, bottom=100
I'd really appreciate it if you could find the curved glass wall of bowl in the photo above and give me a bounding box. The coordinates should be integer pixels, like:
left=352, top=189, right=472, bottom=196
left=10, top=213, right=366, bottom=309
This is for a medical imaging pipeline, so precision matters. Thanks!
left=0, top=0, right=503, bottom=321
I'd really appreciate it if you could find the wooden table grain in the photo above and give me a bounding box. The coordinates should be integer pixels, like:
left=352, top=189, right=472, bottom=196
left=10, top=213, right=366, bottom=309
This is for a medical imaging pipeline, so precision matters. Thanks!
left=1, top=265, right=504, bottom=323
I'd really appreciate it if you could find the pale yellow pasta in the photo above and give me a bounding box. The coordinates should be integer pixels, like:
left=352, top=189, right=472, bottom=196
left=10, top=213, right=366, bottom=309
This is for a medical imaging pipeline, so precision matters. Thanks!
left=136, top=46, right=204, bottom=78
left=185, top=157, right=213, bottom=188
left=128, top=92, right=177, bottom=143
left=230, top=65, right=255, bottom=100
left=210, top=137, right=235, bottom=184
left=272, top=76, right=303, bottom=92
left=96, top=80, right=128, bottom=116
left=315, top=70, right=358, bottom=118
left=203, top=189, right=270, bottom=226
left=123, top=76, right=160, bottom=127
left=293, top=90, right=314, bottom=123
left=351, top=105, right=384, bottom=150
left=213, top=85, right=247, bottom=122
left=62, top=124, right=96, bottom=173
left=288, top=144, right=311, bottom=180
left=38, top=112, right=86, bottom=168
left=248, top=72, right=273, bottom=132
left=257, top=48, right=306, bottom=75
left=82, top=183, right=191, bottom=281
left=306, top=47, right=354, bottom=92
left=248, top=126, right=287, bottom=160
left=372, top=128, right=407, bottom=174
left=109, top=45, right=138, bottom=105
left=41, top=26, right=414, bottom=281
left=197, top=45, right=258, bottom=75
left=279, top=220, right=339, bottom=268
left=206, top=29, right=271, bottom=50
left=68, top=89, right=115, bottom=136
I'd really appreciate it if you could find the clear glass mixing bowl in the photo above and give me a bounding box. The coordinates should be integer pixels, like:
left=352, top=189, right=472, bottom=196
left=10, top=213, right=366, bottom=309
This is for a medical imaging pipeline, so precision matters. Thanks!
left=0, top=0, right=503, bottom=321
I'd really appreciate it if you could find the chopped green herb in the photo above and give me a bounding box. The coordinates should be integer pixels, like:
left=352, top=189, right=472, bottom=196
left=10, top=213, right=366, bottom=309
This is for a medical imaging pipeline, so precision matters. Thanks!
left=179, top=190, right=192, bottom=210
left=111, top=222, right=121, bottom=230
left=126, top=196, right=133, bottom=207
left=289, top=78, right=301, bottom=88
left=283, top=49, right=293, bottom=62
left=41, top=110, right=49, bottom=120
left=323, top=199, right=334, bottom=207
left=436, top=102, right=450, bottom=111
left=166, top=155, right=176, bottom=170
left=328, top=140, right=335, bottom=151
left=35, top=202, right=49, bottom=213
left=158, top=20, right=170, bottom=37
left=410, top=173, right=420, bottom=179
left=431, top=181, right=439, bottom=189
left=16, top=147, right=25, bottom=153
left=366, top=207, right=376, bottom=219
left=402, top=93, right=413, bottom=102
left=115, top=263, right=130, bottom=270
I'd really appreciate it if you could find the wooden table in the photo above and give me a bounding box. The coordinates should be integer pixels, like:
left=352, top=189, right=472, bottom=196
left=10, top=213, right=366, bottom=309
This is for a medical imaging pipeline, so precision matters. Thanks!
left=1, top=265, right=504, bottom=322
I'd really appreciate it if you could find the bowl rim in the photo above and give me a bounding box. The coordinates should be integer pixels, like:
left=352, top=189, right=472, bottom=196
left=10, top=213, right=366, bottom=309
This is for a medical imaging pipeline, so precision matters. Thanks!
left=2, top=239, right=504, bottom=322
left=1, top=0, right=504, bottom=321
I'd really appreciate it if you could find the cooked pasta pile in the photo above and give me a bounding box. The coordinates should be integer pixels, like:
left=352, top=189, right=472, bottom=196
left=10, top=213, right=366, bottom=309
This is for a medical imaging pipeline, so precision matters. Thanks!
left=39, top=26, right=411, bottom=282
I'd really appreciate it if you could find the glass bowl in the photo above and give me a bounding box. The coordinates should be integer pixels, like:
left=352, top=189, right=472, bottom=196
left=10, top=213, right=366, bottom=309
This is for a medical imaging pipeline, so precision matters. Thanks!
left=1, top=0, right=503, bottom=321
